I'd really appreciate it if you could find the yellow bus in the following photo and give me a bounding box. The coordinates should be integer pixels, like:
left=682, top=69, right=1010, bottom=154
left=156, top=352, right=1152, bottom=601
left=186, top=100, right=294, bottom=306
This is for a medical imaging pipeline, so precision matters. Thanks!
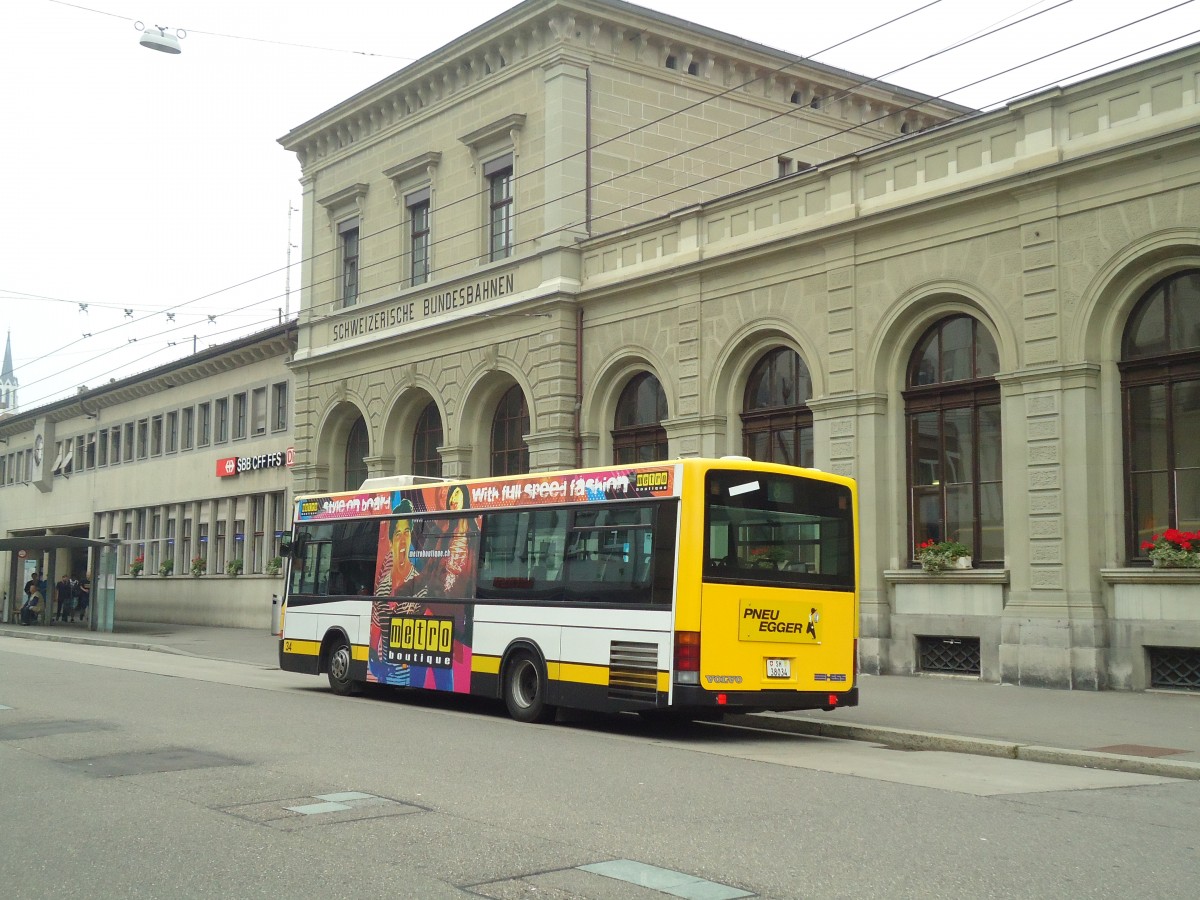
left=279, top=458, right=858, bottom=722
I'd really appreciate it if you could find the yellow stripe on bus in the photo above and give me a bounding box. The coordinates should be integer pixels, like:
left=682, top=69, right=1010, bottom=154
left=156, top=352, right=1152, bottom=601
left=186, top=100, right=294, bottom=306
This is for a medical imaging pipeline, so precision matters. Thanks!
left=281, top=639, right=321, bottom=657
left=472, top=655, right=668, bottom=691
left=472, top=655, right=501, bottom=675
left=281, top=639, right=368, bottom=662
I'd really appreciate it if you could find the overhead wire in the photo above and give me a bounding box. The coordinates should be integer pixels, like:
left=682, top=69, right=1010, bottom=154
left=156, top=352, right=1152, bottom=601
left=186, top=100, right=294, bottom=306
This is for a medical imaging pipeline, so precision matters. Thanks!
left=11, top=0, right=955, bottom=394
left=12, top=0, right=1197, bottom=407
left=17, top=0, right=1189, bottom=405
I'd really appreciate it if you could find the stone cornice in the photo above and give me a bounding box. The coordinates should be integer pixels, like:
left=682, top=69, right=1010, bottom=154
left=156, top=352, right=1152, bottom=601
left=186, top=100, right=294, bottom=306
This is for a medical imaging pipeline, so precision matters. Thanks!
left=278, top=0, right=965, bottom=171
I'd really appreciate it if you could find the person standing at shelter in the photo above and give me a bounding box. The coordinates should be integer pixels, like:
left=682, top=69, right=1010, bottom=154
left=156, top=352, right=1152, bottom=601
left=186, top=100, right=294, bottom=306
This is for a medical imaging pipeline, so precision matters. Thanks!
left=74, top=574, right=91, bottom=622
left=54, top=574, right=73, bottom=622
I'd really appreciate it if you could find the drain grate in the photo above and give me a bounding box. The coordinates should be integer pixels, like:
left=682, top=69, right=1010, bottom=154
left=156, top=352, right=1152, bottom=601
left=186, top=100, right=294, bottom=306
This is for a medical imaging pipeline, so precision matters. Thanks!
left=917, top=636, right=980, bottom=675
left=1148, top=646, right=1200, bottom=690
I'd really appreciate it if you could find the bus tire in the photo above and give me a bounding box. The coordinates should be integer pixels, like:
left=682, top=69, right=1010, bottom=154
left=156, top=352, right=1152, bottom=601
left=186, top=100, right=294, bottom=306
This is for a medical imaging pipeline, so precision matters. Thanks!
left=327, top=637, right=358, bottom=696
left=503, top=651, right=555, bottom=724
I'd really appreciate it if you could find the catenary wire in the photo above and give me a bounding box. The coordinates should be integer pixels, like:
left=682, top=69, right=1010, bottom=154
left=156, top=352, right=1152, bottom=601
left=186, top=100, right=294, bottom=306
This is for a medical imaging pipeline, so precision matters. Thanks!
left=11, top=1, right=1195, bottom=405
left=16, top=3, right=1192, bottom=410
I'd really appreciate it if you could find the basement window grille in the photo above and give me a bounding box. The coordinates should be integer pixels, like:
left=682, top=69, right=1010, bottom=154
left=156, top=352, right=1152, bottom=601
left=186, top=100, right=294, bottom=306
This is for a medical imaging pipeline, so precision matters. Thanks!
left=917, top=636, right=980, bottom=675
left=1148, top=646, right=1200, bottom=691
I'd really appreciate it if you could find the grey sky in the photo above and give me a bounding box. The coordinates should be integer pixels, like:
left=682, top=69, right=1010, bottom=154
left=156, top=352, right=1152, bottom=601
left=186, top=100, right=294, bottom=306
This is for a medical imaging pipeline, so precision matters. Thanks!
left=2, top=0, right=1196, bottom=411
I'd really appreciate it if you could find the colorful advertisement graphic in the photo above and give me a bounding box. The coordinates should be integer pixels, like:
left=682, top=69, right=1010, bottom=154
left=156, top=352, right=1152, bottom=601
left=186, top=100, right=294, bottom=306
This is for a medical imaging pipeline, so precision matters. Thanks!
left=461, top=466, right=676, bottom=510
left=368, top=601, right=473, bottom=691
left=367, top=485, right=478, bottom=691
left=296, top=467, right=676, bottom=523
left=296, top=491, right=392, bottom=522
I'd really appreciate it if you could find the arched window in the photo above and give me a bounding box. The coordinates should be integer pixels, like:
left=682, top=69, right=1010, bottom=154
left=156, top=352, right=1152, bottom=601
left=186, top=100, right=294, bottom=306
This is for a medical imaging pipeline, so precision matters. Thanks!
left=905, top=315, right=1002, bottom=564
left=412, top=400, right=443, bottom=479
left=613, top=372, right=667, bottom=463
left=1120, top=269, right=1200, bottom=560
left=344, top=416, right=369, bottom=491
left=741, top=347, right=813, bottom=466
left=491, top=385, right=529, bottom=476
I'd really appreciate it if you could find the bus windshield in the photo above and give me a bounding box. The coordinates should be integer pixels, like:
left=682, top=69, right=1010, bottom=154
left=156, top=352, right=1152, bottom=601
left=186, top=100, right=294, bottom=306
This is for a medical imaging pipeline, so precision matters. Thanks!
left=704, top=469, right=855, bottom=590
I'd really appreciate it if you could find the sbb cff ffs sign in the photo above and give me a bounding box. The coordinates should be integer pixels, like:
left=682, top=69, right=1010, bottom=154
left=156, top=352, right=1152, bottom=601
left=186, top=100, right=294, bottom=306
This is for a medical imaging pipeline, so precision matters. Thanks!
left=216, top=448, right=295, bottom=477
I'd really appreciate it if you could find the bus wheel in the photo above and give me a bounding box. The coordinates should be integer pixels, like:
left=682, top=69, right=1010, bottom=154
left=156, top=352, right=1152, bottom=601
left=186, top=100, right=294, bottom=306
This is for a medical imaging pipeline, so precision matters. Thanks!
left=504, top=652, right=555, bottom=724
left=327, top=638, right=358, bottom=696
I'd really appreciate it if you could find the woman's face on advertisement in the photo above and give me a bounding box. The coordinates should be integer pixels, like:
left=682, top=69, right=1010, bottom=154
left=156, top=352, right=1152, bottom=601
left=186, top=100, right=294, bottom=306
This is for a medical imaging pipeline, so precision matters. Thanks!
left=448, top=487, right=463, bottom=511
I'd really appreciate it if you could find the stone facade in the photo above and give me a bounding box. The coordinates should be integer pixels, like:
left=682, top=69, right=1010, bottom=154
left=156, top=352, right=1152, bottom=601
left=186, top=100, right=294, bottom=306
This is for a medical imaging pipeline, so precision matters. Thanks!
left=281, top=0, right=1200, bottom=690
left=0, top=326, right=297, bottom=629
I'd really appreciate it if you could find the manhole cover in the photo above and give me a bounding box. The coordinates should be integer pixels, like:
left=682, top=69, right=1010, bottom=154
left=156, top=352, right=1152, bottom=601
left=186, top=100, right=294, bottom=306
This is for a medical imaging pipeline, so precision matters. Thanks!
left=62, top=747, right=246, bottom=777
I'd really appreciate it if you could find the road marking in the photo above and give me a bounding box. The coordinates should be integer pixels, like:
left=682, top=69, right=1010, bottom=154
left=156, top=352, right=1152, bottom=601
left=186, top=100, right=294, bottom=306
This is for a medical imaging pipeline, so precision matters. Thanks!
left=579, top=860, right=752, bottom=900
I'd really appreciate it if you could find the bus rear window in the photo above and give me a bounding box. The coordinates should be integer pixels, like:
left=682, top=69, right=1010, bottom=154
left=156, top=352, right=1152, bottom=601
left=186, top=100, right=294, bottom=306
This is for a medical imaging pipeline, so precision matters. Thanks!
left=704, top=470, right=854, bottom=590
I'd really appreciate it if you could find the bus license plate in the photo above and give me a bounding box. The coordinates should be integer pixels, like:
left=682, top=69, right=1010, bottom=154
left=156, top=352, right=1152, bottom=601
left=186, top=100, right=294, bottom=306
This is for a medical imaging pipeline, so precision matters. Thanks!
left=767, top=658, right=790, bottom=678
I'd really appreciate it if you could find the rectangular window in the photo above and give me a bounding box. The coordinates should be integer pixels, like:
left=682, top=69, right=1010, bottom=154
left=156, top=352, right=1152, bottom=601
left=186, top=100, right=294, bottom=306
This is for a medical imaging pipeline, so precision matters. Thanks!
left=339, top=219, right=359, bottom=307
left=151, top=415, right=163, bottom=456
left=272, top=492, right=287, bottom=559
left=111, top=426, right=122, bottom=465
left=234, top=392, right=247, bottom=440
left=485, top=155, right=513, bottom=261
left=704, top=470, right=854, bottom=590
left=122, top=516, right=132, bottom=573
left=272, top=382, right=288, bottom=431
left=182, top=407, right=194, bottom=450
left=407, top=188, right=430, bottom=285
left=216, top=519, right=227, bottom=573
left=215, top=398, right=229, bottom=443
left=252, top=387, right=267, bottom=435
left=198, top=522, right=209, bottom=572
left=182, top=518, right=193, bottom=572
left=150, top=511, right=161, bottom=573
left=98, top=430, right=109, bottom=467
left=137, top=419, right=149, bottom=459
left=166, top=411, right=178, bottom=452
left=252, top=496, right=266, bottom=573
left=198, top=402, right=211, bottom=446
left=123, top=423, right=135, bottom=461
left=234, top=517, right=245, bottom=572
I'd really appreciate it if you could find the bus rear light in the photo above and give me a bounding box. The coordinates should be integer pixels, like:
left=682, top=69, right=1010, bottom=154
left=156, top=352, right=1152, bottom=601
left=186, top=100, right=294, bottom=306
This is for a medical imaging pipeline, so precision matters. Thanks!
left=829, top=694, right=838, bottom=707
left=717, top=693, right=727, bottom=705
left=674, top=630, right=701, bottom=672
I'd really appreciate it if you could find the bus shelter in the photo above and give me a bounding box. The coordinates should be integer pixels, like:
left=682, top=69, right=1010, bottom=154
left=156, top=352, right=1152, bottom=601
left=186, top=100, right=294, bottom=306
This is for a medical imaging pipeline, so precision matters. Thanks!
left=1, top=535, right=118, bottom=632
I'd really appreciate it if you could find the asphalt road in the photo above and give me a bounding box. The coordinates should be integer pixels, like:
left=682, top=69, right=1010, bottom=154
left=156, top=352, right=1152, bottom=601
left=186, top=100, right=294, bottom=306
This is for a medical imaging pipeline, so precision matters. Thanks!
left=2, top=637, right=1198, bottom=899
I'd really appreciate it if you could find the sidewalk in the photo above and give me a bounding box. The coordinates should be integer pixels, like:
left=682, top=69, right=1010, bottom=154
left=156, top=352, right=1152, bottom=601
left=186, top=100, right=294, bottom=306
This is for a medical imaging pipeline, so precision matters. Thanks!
left=3, top=620, right=1198, bottom=779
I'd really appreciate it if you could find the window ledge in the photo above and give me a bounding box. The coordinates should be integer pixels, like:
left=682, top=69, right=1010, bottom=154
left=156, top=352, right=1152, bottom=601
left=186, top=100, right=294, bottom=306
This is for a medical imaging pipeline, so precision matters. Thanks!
left=883, top=568, right=1009, bottom=585
left=1100, top=567, right=1200, bottom=584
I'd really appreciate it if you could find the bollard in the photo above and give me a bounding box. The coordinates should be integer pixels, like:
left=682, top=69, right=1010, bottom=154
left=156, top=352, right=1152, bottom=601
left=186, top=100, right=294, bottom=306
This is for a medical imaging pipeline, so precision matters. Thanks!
left=271, top=593, right=281, bottom=636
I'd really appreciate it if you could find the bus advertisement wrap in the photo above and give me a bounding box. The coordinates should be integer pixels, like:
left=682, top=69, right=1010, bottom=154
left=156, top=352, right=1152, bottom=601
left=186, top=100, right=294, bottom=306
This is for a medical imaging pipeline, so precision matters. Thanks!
left=294, top=467, right=677, bottom=523
left=281, top=459, right=858, bottom=721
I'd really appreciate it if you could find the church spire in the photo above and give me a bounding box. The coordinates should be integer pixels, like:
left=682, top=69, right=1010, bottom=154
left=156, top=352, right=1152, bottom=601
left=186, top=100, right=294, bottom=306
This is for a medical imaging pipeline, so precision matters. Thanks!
left=1, top=330, right=18, bottom=412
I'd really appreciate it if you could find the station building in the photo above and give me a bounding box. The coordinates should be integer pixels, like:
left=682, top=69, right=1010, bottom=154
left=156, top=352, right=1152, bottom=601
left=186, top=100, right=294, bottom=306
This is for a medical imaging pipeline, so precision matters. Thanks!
left=0, top=324, right=297, bottom=628
left=277, top=0, right=1200, bottom=692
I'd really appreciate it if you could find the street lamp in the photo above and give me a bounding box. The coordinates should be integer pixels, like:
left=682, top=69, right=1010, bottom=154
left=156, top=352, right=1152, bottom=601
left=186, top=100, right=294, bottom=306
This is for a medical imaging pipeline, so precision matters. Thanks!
left=136, top=22, right=186, bottom=54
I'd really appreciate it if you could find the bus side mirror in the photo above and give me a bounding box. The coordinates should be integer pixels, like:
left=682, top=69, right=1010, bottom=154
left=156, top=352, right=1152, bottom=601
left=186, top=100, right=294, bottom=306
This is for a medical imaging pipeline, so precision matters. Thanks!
left=285, top=535, right=307, bottom=560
